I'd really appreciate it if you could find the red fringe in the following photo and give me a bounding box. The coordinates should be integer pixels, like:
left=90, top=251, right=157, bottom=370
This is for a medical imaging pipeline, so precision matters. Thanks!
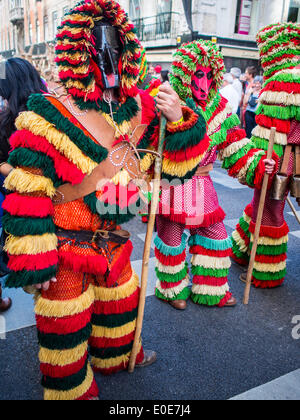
left=159, top=205, right=226, bottom=228
left=217, top=291, right=233, bottom=308
left=139, top=90, right=156, bottom=125
left=236, top=224, right=250, bottom=247
left=155, top=248, right=186, bottom=266
left=36, top=307, right=92, bottom=335
left=166, top=107, right=198, bottom=133
left=263, top=80, right=300, bottom=95
left=256, top=115, right=291, bottom=134
left=58, top=251, right=108, bottom=275
left=89, top=331, right=135, bottom=349
left=76, top=378, right=99, bottom=401
left=218, top=128, right=247, bottom=151
left=253, top=279, right=284, bottom=289
left=193, top=276, right=228, bottom=287
left=160, top=280, right=183, bottom=289
left=164, top=135, right=210, bottom=162
left=230, top=253, right=249, bottom=266
left=93, top=347, right=144, bottom=376
left=93, top=288, right=139, bottom=316
left=249, top=221, right=289, bottom=238
left=40, top=352, right=88, bottom=378
left=3, top=193, right=54, bottom=218
left=255, top=254, right=287, bottom=264
left=8, top=251, right=58, bottom=272
left=106, top=241, right=134, bottom=287
left=262, top=54, right=300, bottom=69
left=245, top=204, right=253, bottom=218
left=189, top=246, right=232, bottom=257
left=228, top=149, right=258, bottom=178
left=253, top=152, right=279, bottom=190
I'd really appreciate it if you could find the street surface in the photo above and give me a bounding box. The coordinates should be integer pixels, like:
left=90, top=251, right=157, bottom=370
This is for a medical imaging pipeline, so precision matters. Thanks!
left=0, top=162, right=299, bottom=401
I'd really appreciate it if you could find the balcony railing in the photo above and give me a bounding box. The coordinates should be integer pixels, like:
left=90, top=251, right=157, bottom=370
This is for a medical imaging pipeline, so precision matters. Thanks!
left=9, top=7, right=24, bottom=25
left=133, top=12, right=180, bottom=43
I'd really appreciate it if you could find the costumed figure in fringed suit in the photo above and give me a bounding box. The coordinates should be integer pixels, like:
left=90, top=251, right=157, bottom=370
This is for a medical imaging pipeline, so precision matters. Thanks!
left=153, top=40, right=277, bottom=310
left=2, top=0, right=202, bottom=400
left=232, top=23, right=300, bottom=288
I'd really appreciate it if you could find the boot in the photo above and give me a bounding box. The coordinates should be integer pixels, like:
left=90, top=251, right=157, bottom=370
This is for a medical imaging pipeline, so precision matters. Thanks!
left=0, top=284, right=12, bottom=313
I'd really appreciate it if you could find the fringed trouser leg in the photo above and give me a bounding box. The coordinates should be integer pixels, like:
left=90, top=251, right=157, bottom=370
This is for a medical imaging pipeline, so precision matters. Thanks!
left=189, top=222, right=233, bottom=307
left=232, top=190, right=289, bottom=288
left=155, top=216, right=190, bottom=302
left=35, top=267, right=98, bottom=401
left=90, top=265, right=144, bottom=375
left=231, top=204, right=252, bottom=266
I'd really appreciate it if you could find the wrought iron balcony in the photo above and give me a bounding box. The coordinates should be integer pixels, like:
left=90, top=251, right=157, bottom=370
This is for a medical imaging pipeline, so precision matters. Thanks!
left=9, top=7, right=24, bottom=25
left=133, top=12, right=180, bottom=43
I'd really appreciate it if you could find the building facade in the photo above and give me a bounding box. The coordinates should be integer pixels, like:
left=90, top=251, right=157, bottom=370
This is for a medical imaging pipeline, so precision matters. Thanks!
left=0, top=0, right=299, bottom=73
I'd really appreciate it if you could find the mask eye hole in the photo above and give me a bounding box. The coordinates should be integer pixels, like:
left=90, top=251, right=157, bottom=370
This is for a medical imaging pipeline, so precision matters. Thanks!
left=207, top=72, right=213, bottom=81
left=195, top=70, right=205, bottom=79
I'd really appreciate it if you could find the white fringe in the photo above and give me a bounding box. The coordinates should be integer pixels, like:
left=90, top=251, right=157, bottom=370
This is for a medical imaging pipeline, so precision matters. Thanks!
left=191, top=254, right=231, bottom=270
left=192, top=283, right=229, bottom=297
left=252, top=125, right=287, bottom=146
left=156, top=276, right=190, bottom=299
left=156, top=261, right=186, bottom=275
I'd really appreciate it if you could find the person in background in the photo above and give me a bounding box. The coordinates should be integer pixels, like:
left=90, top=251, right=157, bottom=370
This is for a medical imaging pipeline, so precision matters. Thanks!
left=220, top=73, right=239, bottom=114
left=241, top=66, right=258, bottom=128
left=230, top=67, right=243, bottom=102
left=0, top=57, right=46, bottom=312
left=160, top=70, right=169, bottom=83
left=244, top=75, right=263, bottom=138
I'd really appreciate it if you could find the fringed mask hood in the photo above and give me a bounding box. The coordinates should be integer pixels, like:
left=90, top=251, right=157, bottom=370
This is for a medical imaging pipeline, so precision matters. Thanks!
left=55, top=0, right=142, bottom=108
left=170, top=40, right=225, bottom=105
left=257, top=22, right=300, bottom=81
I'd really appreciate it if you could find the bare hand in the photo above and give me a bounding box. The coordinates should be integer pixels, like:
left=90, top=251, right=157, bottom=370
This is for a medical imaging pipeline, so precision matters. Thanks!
left=156, top=82, right=183, bottom=123
left=264, top=159, right=276, bottom=175
left=35, top=277, right=57, bottom=292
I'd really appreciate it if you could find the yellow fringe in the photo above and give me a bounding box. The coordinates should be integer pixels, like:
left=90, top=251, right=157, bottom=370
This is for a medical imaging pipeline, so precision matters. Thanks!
left=4, top=233, right=58, bottom=256
left=4, top=168, right=56, bottom=198
left=162, top=153, right=205, bottom=178
left=58, top=64, right=90, bottom=76
left=254, top=260, right=286, bottom=273
left=252, top=125, right=287, bottom=146
left=16, top=112, right=97, bottom=175
left=111, top=169, right=132, bottom=187
left=91, top=320, right=136, bottom=339
left=140, top=153, right=155, bottom=173
left=93, top=271, right=139, bottom=303
left=191, top=255, right=231, bottom=270
left=101, top=112, right=132, bottom=138
left=39, top=342, right=88, bottom=367
left=35, top=285, right=94, bottom=318
left=44, top=363, right=94, bottom=401
left=192, top=283, right=229, bottom=296
left=65, top=78, right=96, bottom=94
left=91, top=342, right=142, bottom=370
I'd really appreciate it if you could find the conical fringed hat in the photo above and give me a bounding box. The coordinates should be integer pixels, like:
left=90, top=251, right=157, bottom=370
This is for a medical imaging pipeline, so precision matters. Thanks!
left=257, top=22, right=300, bottom=80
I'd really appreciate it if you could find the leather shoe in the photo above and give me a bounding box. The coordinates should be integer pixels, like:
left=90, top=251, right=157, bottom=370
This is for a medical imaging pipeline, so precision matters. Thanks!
left=224, top=296, right=237, bottom=307
left=135, top=350, right=157, bottom=368
left=168, top=300, right=187, bottom=310
left=0, top=297, right=12, bottom=313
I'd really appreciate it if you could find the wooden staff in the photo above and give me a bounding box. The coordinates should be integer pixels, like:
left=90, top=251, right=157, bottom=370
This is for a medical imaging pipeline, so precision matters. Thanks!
left=287, top=196, right=300, bottom=225
left=128, top=116, right=167, bottom=373
left=243, top=127, right=276, bottom=305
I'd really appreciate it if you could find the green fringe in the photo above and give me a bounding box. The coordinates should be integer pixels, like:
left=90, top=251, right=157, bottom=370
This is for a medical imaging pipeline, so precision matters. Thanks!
left=162, top=165, right=198, bottom=183
left=6, top=266, right=57, bottom=289
left=190, top=292, right=224, bottom=307
left=90, top=341, right=133, bottom=360
left=252, top=268, right=286, bottom=281
left=91, top=308, right=138, bottom=328
left=245, top=152, right=265, bottom=187
left=261, top=48, right=300, bottom=64
left=191, top=266, right=229, bottom=278
left=222, top=143, right=252, bottom=170
left=252, top=137, right=284, bottom=158
left=264, top=61, right=300, bottom=79
left=257, top=103, right=300, bottom=121
left=41, top=361, right=88, bottom=392
left=231, top=238, right=249, bottom=262
left=38, top=323, right=92, bottom=351
left=8, top=147, right=61, bottom=188
left=27, top=94, right=108, bottom=164
left=268, top=71, right=300, bottom=85
left=156, top=264, right=189, bottom=283
left=2, top=212, right=55, bottom=237
left=250, top=243, right=288, bottom=256
left=155, top=286, right=191, bottom=302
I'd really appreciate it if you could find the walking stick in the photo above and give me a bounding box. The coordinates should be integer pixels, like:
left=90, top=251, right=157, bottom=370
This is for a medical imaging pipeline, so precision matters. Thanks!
left=243, top=127, right=276, bottom=305
left=287, top=196, right=300, bottom=225
left=128, top=116, right=167, bottom=373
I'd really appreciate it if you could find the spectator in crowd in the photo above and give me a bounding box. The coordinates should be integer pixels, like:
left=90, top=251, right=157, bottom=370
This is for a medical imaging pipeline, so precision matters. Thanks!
left=160, top=69, right=169, bottom=83
left=0, top=57, right=46, bottom=312
left=230, top=67, right=243, bottom=102
left=241, top=66, right=258, bottom=128
left=244, top=75, right=263, bottom=138
left=220, top=73, right=239, bottom=114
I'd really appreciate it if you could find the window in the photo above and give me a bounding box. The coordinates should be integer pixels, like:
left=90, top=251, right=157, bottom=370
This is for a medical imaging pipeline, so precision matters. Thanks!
left=157, top=0, right=172, bottom=14
left=288, top=0, right=300, bottom=22
left=235, top=0, right=253, bottom=35
left=52, top=11, right=58, bottom=39
left=44, top=16, right=49, bottom=41
left=129, top=0, right=141, bottom=21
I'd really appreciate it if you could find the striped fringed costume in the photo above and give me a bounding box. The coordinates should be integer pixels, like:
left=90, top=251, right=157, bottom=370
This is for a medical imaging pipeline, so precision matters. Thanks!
left=154, top=40, right=279, bottom=307
left=232, top=23, right=300, bottom=289
left=2, top=0, right=156, bottom=401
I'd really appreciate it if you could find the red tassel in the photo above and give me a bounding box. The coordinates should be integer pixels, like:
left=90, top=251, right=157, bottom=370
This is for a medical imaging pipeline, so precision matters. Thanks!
left=106, top=241, right=133, bottom=287
left=3, top=193, right=54, bottom=218
left=217, top=291, right=233, bottom=307
left=228, top=149, right=258, bottom=178
left=139, top=90, right=156, bottom=124
left=249, top=221, right=289, bottom=238
left=256, top=115, right=291, bottom=134
left=255, top=254, right=287, bottom=264
left=189, top=246, right=232, bottom=257
left=253, top=279, right=284, bottom=289
left=236, top=224, right=250, bottom=247
left=89, top=331, right=135, bottom=349
left=193, top=276, right=228, bottom=287
left=160, top=280, right=183, bottom=289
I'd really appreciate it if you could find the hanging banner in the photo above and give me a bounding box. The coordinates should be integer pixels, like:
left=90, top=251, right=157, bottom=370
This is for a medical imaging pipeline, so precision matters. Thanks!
left=238, top=0, right=253, bottom=35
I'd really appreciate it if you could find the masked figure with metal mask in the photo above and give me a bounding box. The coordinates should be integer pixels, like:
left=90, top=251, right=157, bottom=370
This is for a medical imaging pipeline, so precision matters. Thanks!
left=2, top=0, right=208, bottom=400
left=232, top=23, right=300, bottom=289
left=154, top=40, right=277, bottom=311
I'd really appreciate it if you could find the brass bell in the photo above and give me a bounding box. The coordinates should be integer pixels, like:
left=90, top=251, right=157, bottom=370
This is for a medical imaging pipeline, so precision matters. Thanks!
left=290, top=175, right=300, bottom=199
left=270, top=174, right=290, bottom=201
